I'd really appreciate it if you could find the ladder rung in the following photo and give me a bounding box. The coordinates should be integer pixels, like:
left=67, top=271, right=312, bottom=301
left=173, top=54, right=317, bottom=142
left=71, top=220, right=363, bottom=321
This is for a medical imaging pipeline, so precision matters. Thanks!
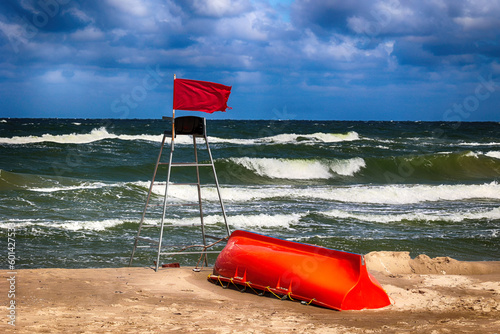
left=173, top=163, right=212, bottom=167
left=157, top=162, right=213, bottom=167
left=159, top=251, right=221, bottom=256
left=136, top=236, right=160, bottom=244
left=150, top=182, right=216, bottom=187
left=141, top=223, right=203, bottom=228
left=147, top=203, right=199, bottom=207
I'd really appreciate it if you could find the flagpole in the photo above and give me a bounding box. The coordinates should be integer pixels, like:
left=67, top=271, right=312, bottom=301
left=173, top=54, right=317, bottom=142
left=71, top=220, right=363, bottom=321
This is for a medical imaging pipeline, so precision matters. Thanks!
left=172, top=74, right=176, bottom=144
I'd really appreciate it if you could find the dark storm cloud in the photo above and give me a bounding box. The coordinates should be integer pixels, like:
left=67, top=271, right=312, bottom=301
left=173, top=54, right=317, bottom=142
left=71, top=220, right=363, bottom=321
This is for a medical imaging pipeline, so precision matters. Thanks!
left=291, top=0, right=500, bottom=67
left=0, top=0, right=499, bottom=120
left=291, top=0, right=366, bottom=35
left=0, top=0, right=88, bottom=33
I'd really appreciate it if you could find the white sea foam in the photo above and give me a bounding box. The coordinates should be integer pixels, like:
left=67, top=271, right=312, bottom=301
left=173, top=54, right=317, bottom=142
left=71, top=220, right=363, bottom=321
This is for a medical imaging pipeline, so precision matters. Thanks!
left=0, top=127, right=165, bottom=145
left=330, top=157, right=366, bottom=176
left=141, top=182, right=270, bottom=203
left=0, top=127, right=116, bottom=144
left=0, top=127, right=359, bottom=146
left=320, top=207, right=500, bottom=223
left=137, top=181, right=500, bottom=205
left=202, top=131, right=360, bottom=145
left=57, top=219, right=125, bottom=231
left=297, top=182, right=500, bottom=204
left=464, top=151, right=479, bottom=158
left=23, top=179, right=491, bottom=209
left=227, top=213, right=302, bottom=228
left=0, top=218, right=126, bottom=231
left=435, top=150, right=500, bottom=159
left=160, top=213, right=301, bottom=228
left=458, top=141, right=500, bottom=147
left=1, top=119, right=7, bottom=123
left=0, top=213, right=300, bottom=232
left=230, top=157, right=366, bottom=179
left=485, top=151, right=500, bottom=159
left=28, top=181, right=110, bottom=192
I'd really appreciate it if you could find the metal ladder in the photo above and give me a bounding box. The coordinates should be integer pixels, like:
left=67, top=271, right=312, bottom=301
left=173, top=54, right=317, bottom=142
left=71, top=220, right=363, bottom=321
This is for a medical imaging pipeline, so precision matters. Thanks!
left=129, top=116, right=231, bottom=271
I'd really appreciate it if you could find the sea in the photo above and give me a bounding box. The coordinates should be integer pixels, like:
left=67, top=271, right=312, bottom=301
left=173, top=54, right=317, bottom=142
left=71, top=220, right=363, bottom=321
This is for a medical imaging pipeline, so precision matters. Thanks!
left=1, top=118, right=499, bottom=269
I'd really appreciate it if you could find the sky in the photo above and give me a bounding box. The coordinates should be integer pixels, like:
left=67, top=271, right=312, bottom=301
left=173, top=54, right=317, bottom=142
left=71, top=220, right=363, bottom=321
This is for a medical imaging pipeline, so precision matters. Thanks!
left=0, top=0, right=499, bottom=121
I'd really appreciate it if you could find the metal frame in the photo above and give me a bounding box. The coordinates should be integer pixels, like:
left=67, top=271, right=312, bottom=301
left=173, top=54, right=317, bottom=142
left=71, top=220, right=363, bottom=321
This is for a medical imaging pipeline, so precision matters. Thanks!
left=129, top=117, right=231, bottom=271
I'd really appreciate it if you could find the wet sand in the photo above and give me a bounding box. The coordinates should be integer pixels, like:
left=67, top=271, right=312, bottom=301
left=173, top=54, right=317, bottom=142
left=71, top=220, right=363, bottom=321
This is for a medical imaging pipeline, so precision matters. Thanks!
left=1, top=252, right=499, bottom=333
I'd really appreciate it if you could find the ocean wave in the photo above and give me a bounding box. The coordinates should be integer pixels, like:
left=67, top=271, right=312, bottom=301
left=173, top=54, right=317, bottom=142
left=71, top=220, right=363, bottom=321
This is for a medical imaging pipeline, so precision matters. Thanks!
left=157, top=213, right=301, bottom=228
left=0, top=214, right=301, bottom=232
left=138, top=181, right=500, bottom=205
left=485, top=151, right=500, bottom=159
left=320, top=207, right=500, bottom=223
left=0, top=127, right=165, bottom=145
left=28, top=182, right=110, bottom=193
left=228, top=157, right=366, bottom=179
left=0, top=218, right=126, bottom=231
left=0, top=169, right=117, bottom=192
left=213, top=150, right=498, bottom=184
left=209, top=131, right=359, bottom=145
left=458, top=141, right=500, bottom=147
left=361, top=151, right=500, bottom=183
left=0, top=127, right=360, bottom=146
left=298, top=182, right=500, bottom=204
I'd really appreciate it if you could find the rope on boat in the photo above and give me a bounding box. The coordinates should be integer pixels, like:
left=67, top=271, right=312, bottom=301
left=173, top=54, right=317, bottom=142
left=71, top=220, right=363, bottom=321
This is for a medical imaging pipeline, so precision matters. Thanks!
left=230, top=278, right=246, bottom=292
left=266, top=286, right=282, bottom=300
left=209, top=274, right=317, bottom=307
left=216, top=275, right=229, bottom=289
left=245, top=282, right=261, bottom=296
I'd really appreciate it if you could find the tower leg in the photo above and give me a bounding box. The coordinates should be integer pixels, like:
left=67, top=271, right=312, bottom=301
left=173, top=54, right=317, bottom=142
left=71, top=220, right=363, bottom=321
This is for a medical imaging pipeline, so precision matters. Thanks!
left=129, top=133, right=168, bottom=266
left=205, top=134, right=231, bottom=237
left=155, top=136, right=175, bottom=271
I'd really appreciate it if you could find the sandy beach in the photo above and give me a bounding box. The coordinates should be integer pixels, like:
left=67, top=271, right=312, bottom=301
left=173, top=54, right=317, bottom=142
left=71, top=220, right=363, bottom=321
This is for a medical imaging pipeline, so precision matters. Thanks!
left=2, top=251, right=499, bottom=333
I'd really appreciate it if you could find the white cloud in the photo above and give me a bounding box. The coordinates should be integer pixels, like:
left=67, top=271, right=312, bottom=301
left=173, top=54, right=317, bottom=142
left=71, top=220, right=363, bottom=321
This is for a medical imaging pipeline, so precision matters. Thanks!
left=63, top=7, right=95, bottom=24
left=71, top=26, right=105, bottom=41
left=0, top=19, right=29, bottom=46
left=110, top=29, right=128, bottom=41
left=215, top=10, right=269, bottom=41
left=190, top=0, right=251, bottom=17
left=38, top=69, right=132, bottom=86
left=107, top=0, right=149, bottom=17
left=117, top=55, right=149, bottom=64
left=40, top=70, right=69, bottom=84
left=233, top=71, right=262, bottom=84
left=454, top=16, right=500, bottom=31
left=301, top=30, right=358, bottom=62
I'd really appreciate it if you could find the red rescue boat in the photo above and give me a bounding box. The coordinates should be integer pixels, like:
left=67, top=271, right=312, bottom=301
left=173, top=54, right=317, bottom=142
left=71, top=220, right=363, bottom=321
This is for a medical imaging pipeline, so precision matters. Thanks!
left=208, top=230, right=391, bottom=311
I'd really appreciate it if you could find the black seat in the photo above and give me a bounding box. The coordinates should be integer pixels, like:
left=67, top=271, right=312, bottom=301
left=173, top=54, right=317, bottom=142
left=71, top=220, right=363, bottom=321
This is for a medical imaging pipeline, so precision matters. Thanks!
left=164, top=116, right=206, bottom=136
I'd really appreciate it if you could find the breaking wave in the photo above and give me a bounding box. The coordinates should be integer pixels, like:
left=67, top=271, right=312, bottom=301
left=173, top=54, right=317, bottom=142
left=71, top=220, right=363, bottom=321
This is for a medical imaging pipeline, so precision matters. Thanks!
left=0, top=127, right=163, bottom=145
left=210, top=131, right=360, bottom=145
left=228, top=157, right=366, bottom=179
left=142, top=181, right=500, bottom=205
left=0, top=127, right=359, bottom=146
left=2, top=169, right=499, bottom=205
left=320, top=207, right=500, bottom=223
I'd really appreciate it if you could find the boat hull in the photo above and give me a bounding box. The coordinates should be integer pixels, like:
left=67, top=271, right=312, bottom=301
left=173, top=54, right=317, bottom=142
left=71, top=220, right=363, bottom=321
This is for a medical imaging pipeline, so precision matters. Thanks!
left=208, top=230, right=391, bottom=311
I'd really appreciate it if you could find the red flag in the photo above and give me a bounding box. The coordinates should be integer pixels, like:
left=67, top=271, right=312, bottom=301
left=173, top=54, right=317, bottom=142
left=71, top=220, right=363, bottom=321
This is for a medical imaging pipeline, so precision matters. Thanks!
left=173, top=78, right=232, bottom=113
